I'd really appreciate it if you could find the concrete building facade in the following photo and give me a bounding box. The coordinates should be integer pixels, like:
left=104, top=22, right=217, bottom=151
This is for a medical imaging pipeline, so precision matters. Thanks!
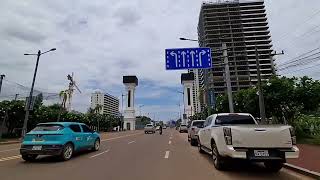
left=91, top=92, right=120, bottom=116
left=198, top=0, right=275, bottom=106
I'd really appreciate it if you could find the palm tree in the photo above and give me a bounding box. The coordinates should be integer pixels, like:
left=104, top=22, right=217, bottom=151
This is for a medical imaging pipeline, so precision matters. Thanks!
left=59, top=90, right=68, bottom=109
left=94, top=104, right=103, bottom=114
left=94, top=104, right=103, bottom=131
left=58, top=90, right=68, bottom=122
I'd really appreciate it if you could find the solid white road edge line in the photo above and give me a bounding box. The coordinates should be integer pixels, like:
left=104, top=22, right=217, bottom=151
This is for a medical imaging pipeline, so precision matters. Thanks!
left=164, top=151, right=170, bottom=159
left=128, top=141, right=135, bottom=144
left=90, top=149, right=110, bottom=158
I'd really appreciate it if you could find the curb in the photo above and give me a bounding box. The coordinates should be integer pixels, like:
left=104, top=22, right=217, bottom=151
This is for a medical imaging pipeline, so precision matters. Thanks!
left=0, top=141, right=21, bottom=145
left=284, top=163, right=320, bottom=179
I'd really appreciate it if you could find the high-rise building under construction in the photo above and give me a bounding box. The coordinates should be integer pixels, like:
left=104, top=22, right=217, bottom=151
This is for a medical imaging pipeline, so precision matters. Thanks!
left=196, top=0, right=275, bottom=108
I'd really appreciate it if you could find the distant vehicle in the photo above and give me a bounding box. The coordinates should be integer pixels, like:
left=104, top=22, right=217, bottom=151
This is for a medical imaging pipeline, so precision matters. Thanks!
left=188, top=120, right=205, bottom=146
left=20, top=122, right=100, bottom=162
left=179, top=124, right=188, bottom=133
left=144, top=124, right=155, bottom=134
left=163, top=125, right=167, bottom=129
left=156, top=126, right=160, bottom=131
left=197, top=113, right=299, bottom=172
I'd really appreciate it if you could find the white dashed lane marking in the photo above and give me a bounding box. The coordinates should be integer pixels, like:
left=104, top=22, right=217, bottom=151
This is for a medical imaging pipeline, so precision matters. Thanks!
left=168, top=141, right=172, bottom=145
left=128, top=141, right=135, bottom=144
left=89, top=149, right=110, bottom=158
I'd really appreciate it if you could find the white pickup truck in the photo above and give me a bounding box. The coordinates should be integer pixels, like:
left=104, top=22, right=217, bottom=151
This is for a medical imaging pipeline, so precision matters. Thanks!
left=197, top=113, right=299, bottom=172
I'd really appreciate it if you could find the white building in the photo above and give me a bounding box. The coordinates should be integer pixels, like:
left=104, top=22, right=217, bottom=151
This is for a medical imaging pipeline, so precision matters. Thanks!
left=123, top=76, right=138, bottom=130
left=188, top=69, right=203, bottom=114
left=91, top=91, right=120, bottom=116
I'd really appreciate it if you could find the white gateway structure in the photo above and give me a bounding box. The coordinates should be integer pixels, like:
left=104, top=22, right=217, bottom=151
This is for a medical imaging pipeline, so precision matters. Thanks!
left=181, top=72, right=195, bottom=125
left=123, top=76, right=138, bottom=130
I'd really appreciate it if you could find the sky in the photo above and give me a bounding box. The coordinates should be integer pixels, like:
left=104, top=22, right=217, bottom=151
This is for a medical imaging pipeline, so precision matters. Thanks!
left=1, top=0, right=320, bottom=121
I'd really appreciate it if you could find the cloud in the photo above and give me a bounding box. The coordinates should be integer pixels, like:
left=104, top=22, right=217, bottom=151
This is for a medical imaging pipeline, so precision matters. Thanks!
left=1, top=0, right=320, bottom=120
left=113, top=6, right=141, bottom=26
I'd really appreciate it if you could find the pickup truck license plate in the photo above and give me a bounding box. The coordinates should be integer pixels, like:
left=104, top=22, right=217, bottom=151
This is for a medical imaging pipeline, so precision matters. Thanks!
left=32, top=146, right=42, bottom=151
left=254, top=150, right=269, bottom=157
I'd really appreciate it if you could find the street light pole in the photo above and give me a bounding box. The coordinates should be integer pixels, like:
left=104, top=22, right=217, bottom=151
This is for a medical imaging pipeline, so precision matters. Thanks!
left=139, top=105, right=144, bottom=116
left=21, top=48, right=56, bottom=138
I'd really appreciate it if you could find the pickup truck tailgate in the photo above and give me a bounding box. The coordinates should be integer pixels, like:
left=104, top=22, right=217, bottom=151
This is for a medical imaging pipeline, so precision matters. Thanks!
left=230, top=125, right=293, bottom=148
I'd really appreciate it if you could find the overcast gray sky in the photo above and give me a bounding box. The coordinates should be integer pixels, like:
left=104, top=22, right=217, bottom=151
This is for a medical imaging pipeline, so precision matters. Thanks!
left=1, top=0, right=320, bottom=120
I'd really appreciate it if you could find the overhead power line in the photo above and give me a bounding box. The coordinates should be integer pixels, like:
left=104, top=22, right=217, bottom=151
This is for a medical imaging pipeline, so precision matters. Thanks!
left=277, top=9, right=320, bottom=43
left=278, top=47, right=320, bottom=67
left=281, top=63, right=320, bottom=75
left=278, top=52, right=320, bottom=71
left=278, top=55, right=320, bottom=72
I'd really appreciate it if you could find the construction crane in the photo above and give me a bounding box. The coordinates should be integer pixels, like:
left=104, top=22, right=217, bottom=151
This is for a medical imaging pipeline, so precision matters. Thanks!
left=65, top=73, right=81, bottom=111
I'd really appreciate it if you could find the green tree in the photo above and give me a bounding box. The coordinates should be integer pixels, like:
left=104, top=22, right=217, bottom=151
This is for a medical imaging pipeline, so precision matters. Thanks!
left=263, top=76, right=301, bottom=124
left=0, top=100, right=25, bottom=135
left=295, top=76, right=320, bottom=113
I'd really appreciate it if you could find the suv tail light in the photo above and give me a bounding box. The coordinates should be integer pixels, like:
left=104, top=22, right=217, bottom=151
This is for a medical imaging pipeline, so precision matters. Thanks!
left=289, top=127, right=297, bottom=145
left=223, top=127, right=232, bottom=145
left=191, top=127, right=195, bottom=131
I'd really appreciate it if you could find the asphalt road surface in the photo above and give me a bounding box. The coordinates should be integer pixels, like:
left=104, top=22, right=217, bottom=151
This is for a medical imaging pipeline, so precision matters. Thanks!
left=0, top=129, right=313, bottom=180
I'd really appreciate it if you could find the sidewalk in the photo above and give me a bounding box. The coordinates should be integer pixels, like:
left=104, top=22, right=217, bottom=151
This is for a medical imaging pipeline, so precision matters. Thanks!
left=287, top=144, right=320, bottom=173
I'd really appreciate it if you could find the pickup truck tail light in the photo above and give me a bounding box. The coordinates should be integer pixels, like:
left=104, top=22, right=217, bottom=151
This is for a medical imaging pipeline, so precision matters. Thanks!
left=289, top=127, right=297, bottom=145
left=223, top=127, right=232, bottom=145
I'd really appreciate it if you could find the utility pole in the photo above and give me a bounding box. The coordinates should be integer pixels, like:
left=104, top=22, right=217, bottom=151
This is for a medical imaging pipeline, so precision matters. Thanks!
left=256, top=46, right=266, bottom=123
left=270, top=50, right=285, bottom=75
left=0, top=74, right=5, bottom=95
left=223, top=42, right=234, bottom=113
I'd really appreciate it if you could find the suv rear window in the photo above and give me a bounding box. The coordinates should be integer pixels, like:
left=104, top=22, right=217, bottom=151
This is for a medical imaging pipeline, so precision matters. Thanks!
left=32, top=124, right=64, bottom=131
left=181, top=125, right=186, bottom=127
left=192, top=121, right=204, bottom=128
left=215, top=115, right=256, bottom=125
left=146, top=124, right=153, bottom=127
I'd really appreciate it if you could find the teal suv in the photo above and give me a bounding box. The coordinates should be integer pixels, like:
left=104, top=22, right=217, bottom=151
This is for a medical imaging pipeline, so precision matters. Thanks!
left=20, top=122, right=100, bottom=161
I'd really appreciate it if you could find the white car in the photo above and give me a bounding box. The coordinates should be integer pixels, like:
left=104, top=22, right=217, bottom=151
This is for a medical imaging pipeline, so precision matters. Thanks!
left=179, top=125, right=188, bottom=133
left=188, top=120, right=205, bottom=146
left=197, top=113, right=299, bottom=172
left=156, top=126, right=160, bottom=131
left=144, top=124, right=155, bottom=134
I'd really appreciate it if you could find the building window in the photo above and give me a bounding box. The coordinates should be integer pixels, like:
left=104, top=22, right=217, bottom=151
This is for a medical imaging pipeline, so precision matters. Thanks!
left=128, top=90, right=131, bottom=107
left=187, top=88, right=191, bottom=106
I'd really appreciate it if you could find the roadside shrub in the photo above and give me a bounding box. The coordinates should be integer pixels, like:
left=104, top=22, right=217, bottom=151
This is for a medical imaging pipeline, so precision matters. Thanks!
left=293, top=115, right=320, bottom=139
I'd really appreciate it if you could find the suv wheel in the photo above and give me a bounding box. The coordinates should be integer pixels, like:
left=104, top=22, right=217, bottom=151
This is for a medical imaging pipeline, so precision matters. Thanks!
left=61, top=143, right=73, bottom=161
left=211, top=141, right=225, bottom=170
left=197, top=138, right=205, bottom=154
left=190, top=139, right=198, bottom=146
left=93, top=139, right=100, bottom=151
left=22, top=154, right=37, bottom=162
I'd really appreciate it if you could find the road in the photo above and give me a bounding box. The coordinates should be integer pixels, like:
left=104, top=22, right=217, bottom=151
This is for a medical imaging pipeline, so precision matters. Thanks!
left=0, top=129, right=312, bottom=180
